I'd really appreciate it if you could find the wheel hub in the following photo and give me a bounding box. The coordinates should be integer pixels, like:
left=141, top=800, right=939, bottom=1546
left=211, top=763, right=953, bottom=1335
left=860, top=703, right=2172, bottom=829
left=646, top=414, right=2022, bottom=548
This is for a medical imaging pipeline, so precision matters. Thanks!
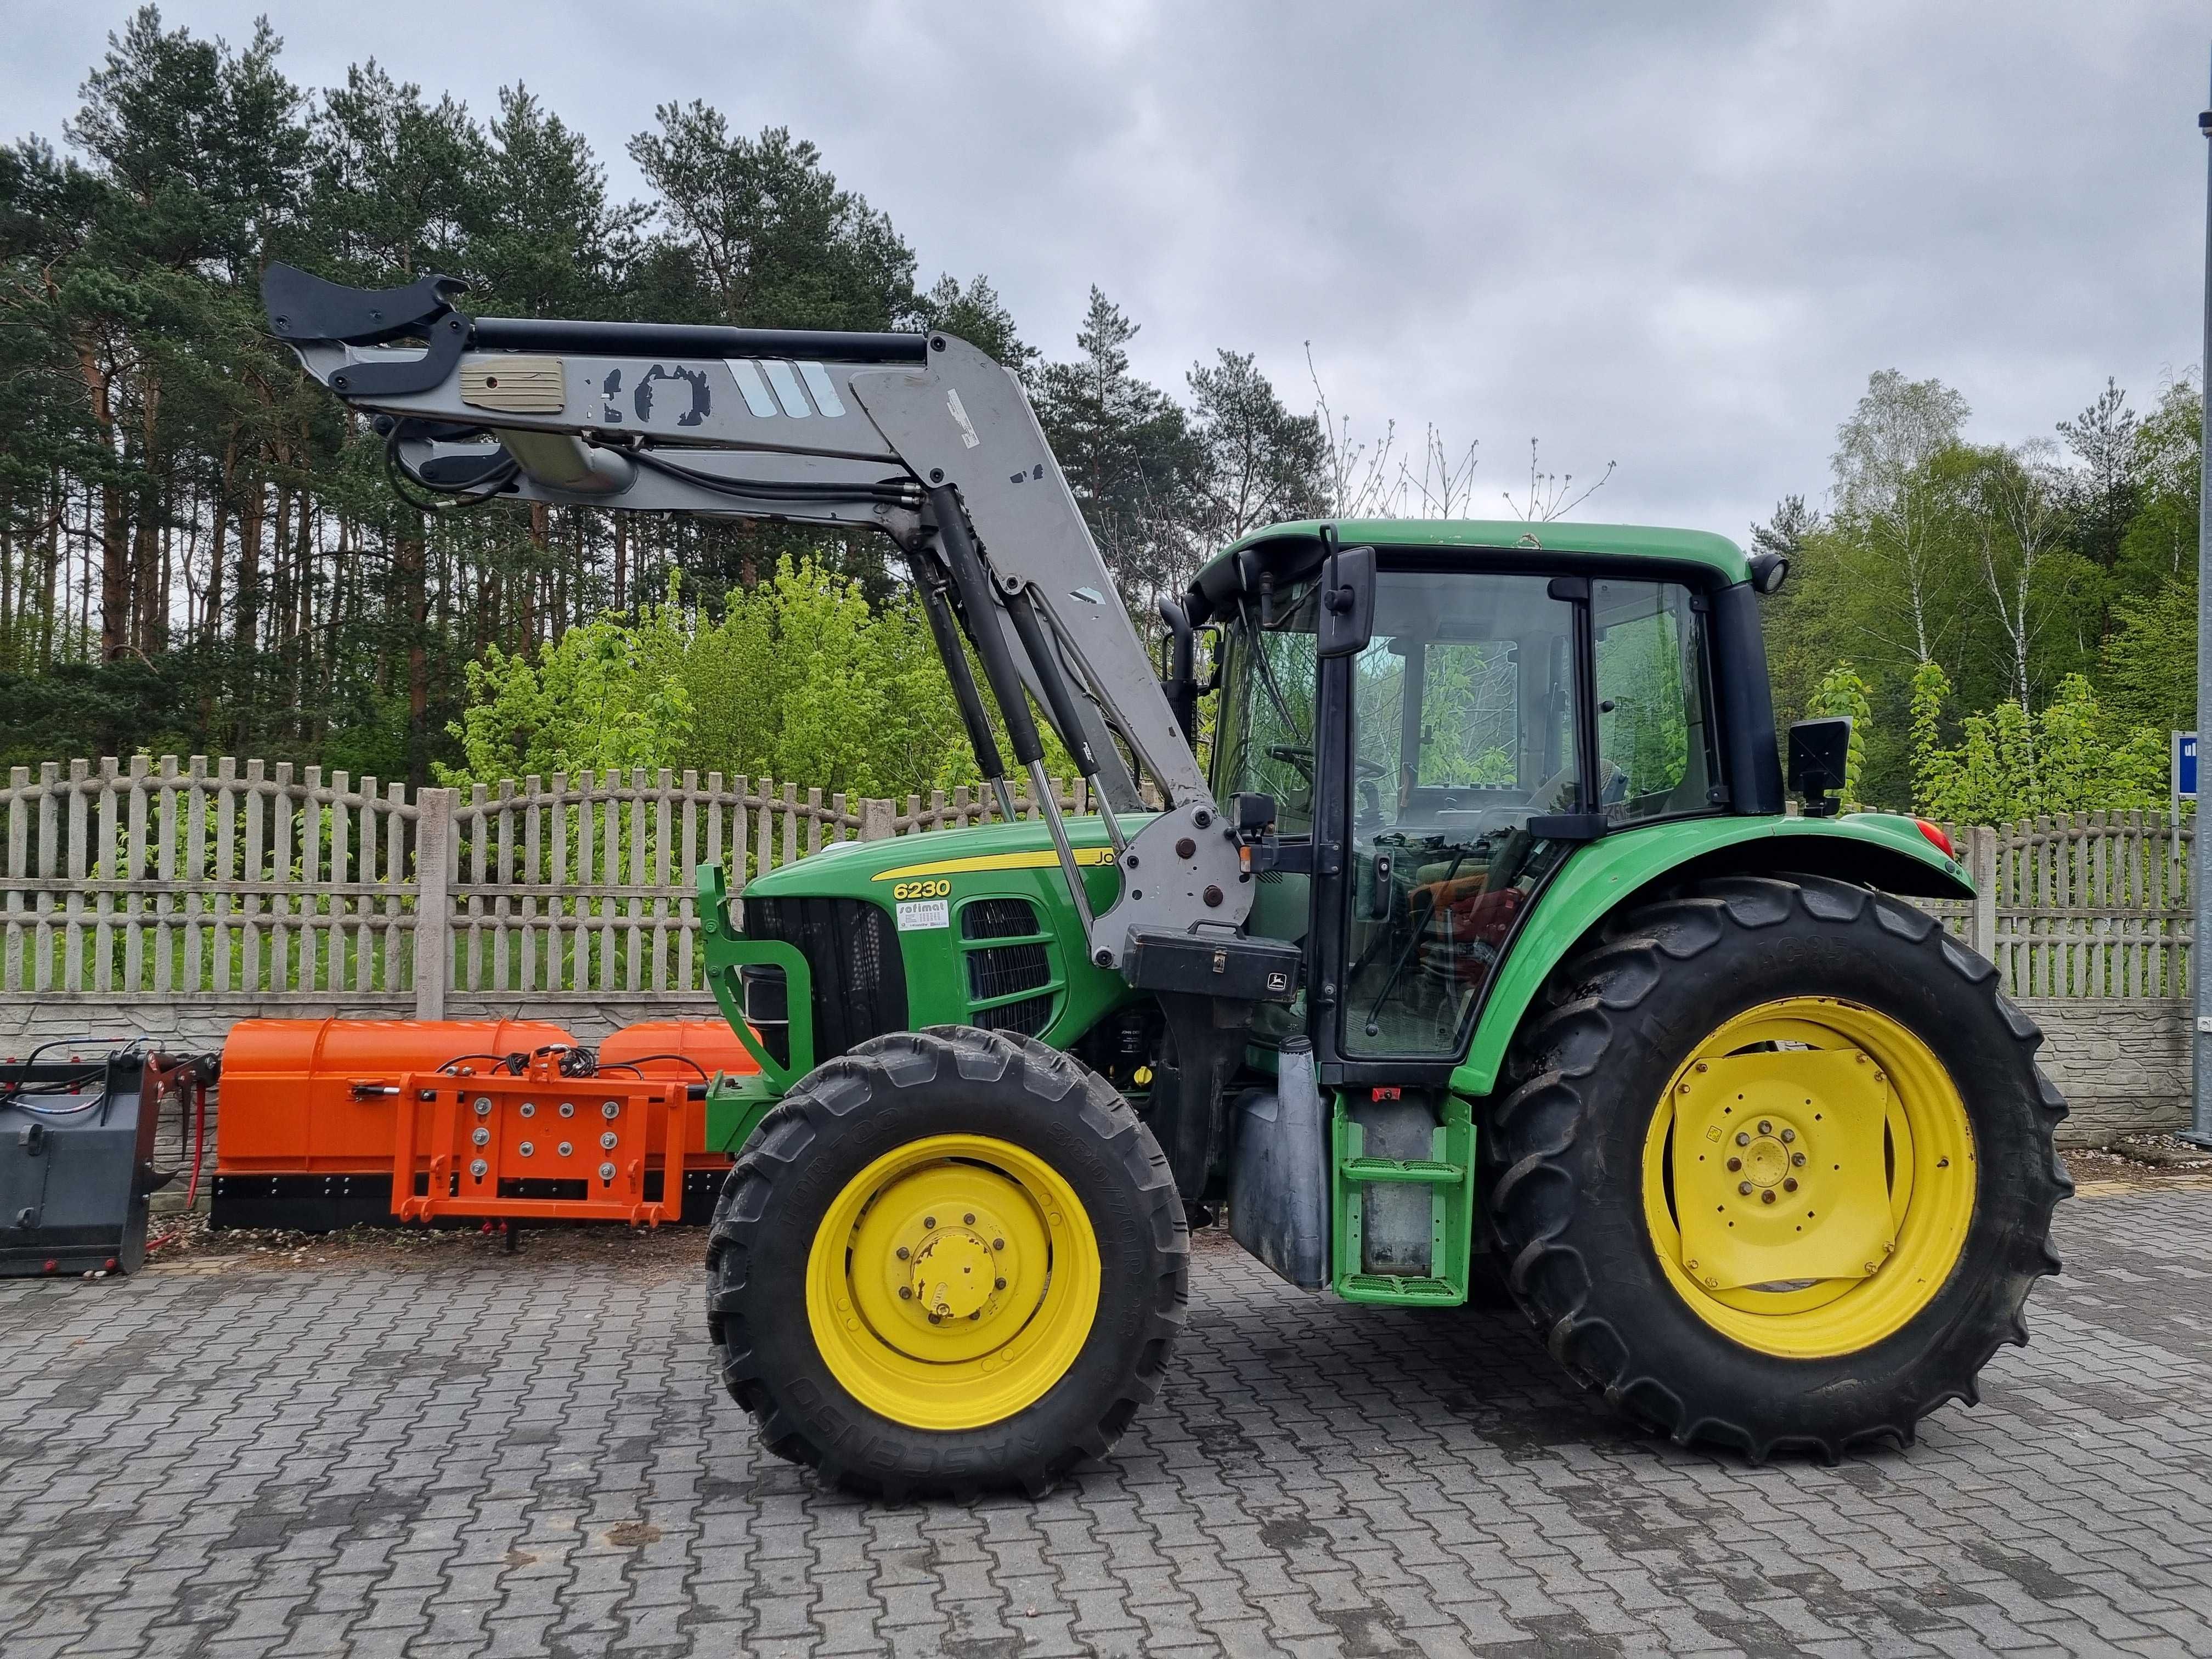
left=1738, top=1126, right=1792, bottom=1191
left=805, top=1133, right=1103, bottom=1431
left=909, top=1221, right=1001, bottom=1323
left=1670, top=1045, right=1897, bottom=1291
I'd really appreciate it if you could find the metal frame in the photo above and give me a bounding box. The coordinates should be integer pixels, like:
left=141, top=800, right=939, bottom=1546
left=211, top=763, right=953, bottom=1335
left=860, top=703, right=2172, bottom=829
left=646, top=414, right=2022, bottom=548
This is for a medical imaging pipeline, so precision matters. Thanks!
left=263, top=266, right=1250, bottom=975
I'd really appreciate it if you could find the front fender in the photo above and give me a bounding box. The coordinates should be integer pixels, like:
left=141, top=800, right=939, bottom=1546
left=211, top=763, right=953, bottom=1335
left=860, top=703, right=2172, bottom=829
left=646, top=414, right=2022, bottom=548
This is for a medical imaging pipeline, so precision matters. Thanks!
left=1449, top=813, right=1970, bottom=1097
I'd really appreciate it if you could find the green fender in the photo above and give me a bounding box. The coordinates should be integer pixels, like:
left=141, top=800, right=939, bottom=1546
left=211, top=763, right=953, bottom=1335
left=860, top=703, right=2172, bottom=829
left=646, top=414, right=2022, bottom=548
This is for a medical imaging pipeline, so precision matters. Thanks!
left=1448, top=813, right=1972, bottom=1097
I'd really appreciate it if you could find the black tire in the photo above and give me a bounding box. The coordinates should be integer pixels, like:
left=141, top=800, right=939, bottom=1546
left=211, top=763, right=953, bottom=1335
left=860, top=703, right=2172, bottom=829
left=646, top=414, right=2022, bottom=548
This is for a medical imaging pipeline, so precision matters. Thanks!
left=1482, top=873, right=2070, bottom=1459
left=704, top=1025, right=1187, bottom=1498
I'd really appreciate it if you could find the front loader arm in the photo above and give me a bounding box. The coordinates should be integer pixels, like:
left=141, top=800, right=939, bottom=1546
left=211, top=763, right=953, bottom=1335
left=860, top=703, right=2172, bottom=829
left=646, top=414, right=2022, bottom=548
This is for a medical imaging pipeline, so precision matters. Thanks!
left=263, top=263, right=1249, bottom=970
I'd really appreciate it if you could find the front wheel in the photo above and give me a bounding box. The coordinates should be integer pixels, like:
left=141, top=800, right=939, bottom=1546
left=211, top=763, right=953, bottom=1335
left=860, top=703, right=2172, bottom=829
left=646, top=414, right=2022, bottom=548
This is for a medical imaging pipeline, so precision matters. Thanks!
left=706, top=1026, right=1186, bottom=1498
left=1483, top=874, right=2069, bottom=1459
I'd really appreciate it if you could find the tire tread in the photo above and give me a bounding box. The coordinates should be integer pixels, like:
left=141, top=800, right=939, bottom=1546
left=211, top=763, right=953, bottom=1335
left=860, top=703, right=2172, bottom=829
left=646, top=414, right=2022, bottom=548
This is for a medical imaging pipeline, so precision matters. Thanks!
left=1481, top=875, right=2069, bottom=1460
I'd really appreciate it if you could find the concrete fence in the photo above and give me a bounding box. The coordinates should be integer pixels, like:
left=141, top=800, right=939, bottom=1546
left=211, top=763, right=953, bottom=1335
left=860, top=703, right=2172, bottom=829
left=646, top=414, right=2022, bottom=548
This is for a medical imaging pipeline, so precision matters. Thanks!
left=0, top=759, right=2195, bottom=1144
left=0, top=756, right=1098, bottom=1040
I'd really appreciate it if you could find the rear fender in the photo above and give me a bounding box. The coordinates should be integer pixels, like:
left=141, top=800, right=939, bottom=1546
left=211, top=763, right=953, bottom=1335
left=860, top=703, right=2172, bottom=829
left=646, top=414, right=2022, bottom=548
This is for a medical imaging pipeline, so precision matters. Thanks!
left=1451, top=814, right=1970, bottom=1097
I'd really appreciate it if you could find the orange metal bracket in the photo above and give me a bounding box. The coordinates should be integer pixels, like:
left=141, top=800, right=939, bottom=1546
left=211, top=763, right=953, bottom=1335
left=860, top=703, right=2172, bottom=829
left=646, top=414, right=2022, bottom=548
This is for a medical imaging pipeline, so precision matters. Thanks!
left=387, top=1051, right=692, bottom=1226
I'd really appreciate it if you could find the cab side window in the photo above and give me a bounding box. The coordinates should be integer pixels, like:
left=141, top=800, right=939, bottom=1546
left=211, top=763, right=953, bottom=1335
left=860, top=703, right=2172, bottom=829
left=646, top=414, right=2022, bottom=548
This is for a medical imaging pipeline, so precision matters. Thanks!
left=1592, top=580, right=1720, bottom=823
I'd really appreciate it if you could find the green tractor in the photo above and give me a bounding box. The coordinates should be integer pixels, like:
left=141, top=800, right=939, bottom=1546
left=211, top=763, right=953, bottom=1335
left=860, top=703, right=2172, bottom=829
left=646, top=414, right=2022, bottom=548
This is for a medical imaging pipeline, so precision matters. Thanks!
left=270, top=263, right=2067, bottom=1498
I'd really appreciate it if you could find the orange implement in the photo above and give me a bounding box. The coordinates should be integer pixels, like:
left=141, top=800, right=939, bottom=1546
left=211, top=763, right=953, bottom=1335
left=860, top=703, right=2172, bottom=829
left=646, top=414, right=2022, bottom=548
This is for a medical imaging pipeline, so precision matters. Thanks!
left=211, top=1017, right=726, bottom=1231
left=388, top=1047, right=690, bottom=1227
left=599, top=1017, right=763, bottom=1081
left=216, top=1018, right=577, bottom=1173
left=600, top=1016, right=764, bottom=1168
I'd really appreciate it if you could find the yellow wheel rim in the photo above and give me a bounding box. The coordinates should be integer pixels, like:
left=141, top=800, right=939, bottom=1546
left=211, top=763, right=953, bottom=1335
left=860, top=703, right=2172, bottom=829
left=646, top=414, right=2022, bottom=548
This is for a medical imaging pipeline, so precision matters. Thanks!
left=1640, top=996, right=1976, bottom=1359
left=804, top=1134, right=1101, bottom=1430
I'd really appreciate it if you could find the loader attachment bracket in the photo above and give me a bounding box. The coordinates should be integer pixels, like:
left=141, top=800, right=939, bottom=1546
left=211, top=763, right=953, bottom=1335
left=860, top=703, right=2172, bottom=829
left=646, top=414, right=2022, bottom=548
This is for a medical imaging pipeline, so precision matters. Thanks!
left=264, top=263, right=476, bottom=400
left=263, top=262, right=467, bottom=346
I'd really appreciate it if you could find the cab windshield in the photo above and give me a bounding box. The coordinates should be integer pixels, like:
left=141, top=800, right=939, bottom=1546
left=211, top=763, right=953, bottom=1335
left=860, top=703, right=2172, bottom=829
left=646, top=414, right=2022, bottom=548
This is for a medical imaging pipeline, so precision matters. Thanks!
left=1215, top=560, right=1721, bottom=1060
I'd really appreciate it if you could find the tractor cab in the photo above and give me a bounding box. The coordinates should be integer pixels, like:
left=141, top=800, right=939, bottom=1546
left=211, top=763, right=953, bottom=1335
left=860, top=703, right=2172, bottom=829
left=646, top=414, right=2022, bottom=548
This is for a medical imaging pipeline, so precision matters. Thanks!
left=1190, top=520, right=1772, bottom=1080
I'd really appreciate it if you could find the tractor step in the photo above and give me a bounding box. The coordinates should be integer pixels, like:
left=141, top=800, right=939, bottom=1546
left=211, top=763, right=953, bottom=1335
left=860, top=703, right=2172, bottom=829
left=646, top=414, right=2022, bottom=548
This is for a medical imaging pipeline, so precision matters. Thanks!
left=1330, top=1093, right=1478, bottom=1306
left=1336, top=1156, right=1463, bottom=1185
left=1338, top=1273, right=1464, bottom=1306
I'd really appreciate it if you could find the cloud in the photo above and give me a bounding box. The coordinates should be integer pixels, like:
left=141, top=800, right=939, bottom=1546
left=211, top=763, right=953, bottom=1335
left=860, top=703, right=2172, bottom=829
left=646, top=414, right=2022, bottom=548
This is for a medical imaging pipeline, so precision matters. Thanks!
left=10, top=0, right=2205, bottom=541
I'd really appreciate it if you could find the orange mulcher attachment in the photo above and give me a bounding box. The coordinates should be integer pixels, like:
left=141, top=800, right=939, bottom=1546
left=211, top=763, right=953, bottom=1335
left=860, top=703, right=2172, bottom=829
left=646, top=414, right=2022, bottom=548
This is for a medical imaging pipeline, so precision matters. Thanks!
left=382, top=1045, right=692, bottom=1227
left=212, top=1017, right=755, bottom=1231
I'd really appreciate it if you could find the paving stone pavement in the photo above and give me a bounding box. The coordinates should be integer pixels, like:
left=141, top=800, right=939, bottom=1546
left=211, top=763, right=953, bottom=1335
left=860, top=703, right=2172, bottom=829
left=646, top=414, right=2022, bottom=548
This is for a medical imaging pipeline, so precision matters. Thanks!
left=2, top=1188, right=2208, bottom=1659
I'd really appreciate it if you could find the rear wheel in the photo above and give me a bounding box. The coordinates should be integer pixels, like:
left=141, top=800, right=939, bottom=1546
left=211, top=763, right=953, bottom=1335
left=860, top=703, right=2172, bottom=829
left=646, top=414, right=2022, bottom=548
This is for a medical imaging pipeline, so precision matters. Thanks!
left=706, top=1026, right=1186, bottom=1498
left=1484, top=874, right=2069, bottom=1458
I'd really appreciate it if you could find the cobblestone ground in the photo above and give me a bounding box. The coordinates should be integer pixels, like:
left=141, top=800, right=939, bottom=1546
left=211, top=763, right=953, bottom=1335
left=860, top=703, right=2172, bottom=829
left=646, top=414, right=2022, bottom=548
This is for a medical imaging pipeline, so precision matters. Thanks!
left=2, top=1187, right=2208, bottom=1659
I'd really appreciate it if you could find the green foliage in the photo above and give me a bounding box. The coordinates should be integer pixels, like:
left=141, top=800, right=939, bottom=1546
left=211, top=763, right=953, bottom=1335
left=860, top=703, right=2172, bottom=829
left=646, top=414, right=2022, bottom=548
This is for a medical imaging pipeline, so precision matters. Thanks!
left=1809, top=662, right=1872, bottom=804
left=2097, top=576, right=2196, bottom=738
left=441, top=558, right=994, bottom=799
left=1033, top=288, right=1207, bottom=611
left=1910, top=665, right=2166, bottom=823
left=1417, top=643, right=1519, bottom=788
left=910, top=273, right=1034, bottom=370
left=1762, top=366, right=2204, bottom=815
left=680, top=556, right=974, bottom=798
left=442, top=580, right=696, bottom=783
left=625, top=111, right=915, bottom=331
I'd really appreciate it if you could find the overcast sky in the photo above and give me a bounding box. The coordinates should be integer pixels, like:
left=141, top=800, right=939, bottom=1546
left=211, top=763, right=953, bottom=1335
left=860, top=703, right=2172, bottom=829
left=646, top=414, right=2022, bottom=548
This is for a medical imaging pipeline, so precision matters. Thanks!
left=6, top=1, right=2209, bottom=543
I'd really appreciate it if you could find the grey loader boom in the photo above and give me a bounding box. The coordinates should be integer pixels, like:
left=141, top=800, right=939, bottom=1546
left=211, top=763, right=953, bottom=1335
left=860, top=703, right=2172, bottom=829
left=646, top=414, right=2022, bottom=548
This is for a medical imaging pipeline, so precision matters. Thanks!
left=263, top=263, right=1260, bottom=977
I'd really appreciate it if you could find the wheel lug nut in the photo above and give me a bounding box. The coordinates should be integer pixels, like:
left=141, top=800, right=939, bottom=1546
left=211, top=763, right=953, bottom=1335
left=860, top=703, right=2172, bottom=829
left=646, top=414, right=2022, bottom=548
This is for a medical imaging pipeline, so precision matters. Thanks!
left=963, top=1212, right=975, bottom=1225
left=1784, top=1177, right=1798, bottom=1192
left=895, top=1245, right=910, bottom=1260
left=994, top=1277, right=1006, bottom=1289
left=1738, top=1181, right=1753, bottom=1195
left=1761, top=1190, right=1777, bottom=1205
left=1726, top=1157, right=1742, bottom=1172
left=1735, top=1131, right=1750, bottom=1147
left=1780, top=1127, right=1796, bottom=1143
left=1757, top=1120, right=1772, bottom=1135
left=992, top=1238, right=1005, bottom=1251
left=968, top=1311, right=980, bottom=1321
left=928, top=1312, right=941, bottom=1324
left=922, top=1216, right=935, bottom=1229
left=1792, top=1152, right=1807, bottom=1167
left=899, top=1286, right=912, bottom=1300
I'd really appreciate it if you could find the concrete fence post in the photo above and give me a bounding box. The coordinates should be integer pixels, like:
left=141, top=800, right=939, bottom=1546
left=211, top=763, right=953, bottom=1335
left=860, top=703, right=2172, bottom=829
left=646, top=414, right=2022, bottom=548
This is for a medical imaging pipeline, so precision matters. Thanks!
left=414, top=787, right=454, bottom=1020
left=860, top=799, right=896, bottom=842
left=1970, top=825, right=1999, bottom=962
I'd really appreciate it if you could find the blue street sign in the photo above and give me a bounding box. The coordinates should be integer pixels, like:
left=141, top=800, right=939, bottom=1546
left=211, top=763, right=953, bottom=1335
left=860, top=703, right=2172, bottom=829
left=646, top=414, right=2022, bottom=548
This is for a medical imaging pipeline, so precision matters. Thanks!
left=2176, top=731, right=2198, bottom=802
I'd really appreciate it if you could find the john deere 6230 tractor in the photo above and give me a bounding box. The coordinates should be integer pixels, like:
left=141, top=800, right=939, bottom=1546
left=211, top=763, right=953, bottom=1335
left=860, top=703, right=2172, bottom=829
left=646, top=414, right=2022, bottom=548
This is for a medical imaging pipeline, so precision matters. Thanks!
left=268, top=263, right=2068, bottom=1496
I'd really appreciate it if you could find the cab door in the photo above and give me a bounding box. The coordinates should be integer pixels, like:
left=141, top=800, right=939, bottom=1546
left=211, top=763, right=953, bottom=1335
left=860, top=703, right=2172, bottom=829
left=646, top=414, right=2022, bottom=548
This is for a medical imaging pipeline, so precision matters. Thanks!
left=1311, top=565, right=1589, bottom=1082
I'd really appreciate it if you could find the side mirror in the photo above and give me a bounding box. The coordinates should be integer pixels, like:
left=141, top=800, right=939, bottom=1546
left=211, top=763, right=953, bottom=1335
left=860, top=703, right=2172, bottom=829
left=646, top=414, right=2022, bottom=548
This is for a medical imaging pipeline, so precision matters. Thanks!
left=1157, top=597, right=1200, bottom=742
left=1317, top=532, right=1375, bottom=658
left=1230, top=792, right=1277, bottom=836
left=1787, top=716, right=1852, bottom=817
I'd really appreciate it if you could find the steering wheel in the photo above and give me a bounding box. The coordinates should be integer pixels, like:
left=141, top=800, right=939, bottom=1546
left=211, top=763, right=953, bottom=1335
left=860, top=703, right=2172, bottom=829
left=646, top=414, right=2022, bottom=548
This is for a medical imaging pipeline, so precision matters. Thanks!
left=1267, top=742, right=1386, bottom=782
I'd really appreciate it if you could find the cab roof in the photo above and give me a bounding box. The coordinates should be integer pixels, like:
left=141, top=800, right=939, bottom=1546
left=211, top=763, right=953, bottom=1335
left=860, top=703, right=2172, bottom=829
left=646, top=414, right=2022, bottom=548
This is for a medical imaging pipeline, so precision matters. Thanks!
left=1188, top=518, right=1751, bottom=623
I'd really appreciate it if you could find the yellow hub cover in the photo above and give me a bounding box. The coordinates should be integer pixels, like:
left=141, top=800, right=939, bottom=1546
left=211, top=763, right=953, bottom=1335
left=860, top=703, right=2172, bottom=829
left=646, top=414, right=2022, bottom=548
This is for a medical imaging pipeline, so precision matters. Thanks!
left=1642, top=997, right=1977, bottom=1358
left=806, top=1135, right=1101, bottom=1430
left=1672, top=1048, right=1894, bottom=1290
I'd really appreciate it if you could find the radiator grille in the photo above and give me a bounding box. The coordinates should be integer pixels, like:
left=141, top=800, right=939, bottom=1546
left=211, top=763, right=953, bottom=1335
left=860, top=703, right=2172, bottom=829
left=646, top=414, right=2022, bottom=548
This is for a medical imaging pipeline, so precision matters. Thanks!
left=739, top=896, right=907, bottom=1064
left=967, top=939, right=1051, bottom=1003
left=972, top=993, right=1054, bottom=1036
left=961, top=898, right=1041, bottom=940
left=960, top=899, right=1053, bottom=1036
